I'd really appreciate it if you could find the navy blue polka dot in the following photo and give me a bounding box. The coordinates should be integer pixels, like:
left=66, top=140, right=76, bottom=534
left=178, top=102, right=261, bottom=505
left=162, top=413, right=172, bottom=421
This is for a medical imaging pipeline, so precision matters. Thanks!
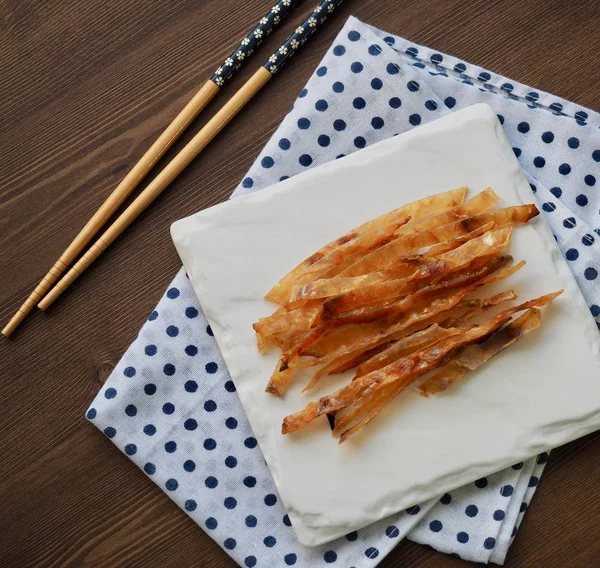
left=261, top=156, right=274, bottom=169
left=407, top=80, right=419, bottom=92
left=541, top=131, right=554, bottom=143
left=500, top=484, right=514, bottom=497
left=162, top=402, right=175, bottom=415
left=332, top=81, right=345, bottom=93
left=299, top=154, right=313, bottom=166
left=585, top=175, right=596, bottom=186
left=184, top=418, right=197, bottom=430
left=520, top=501, right=528, bottom=513
left=165, top=478, right=178, bottom=491
left=457, top=532, right=469, bottom=543
left=350, top=61, right=363, bottom=73
left=244, top=476, right=256, bottom=488
left=333, top=119, right=346, bottom=131
left=204, top=438, right=216, bottom=450
left=183, top=460, right=195, bottom=472
left=125, top=404, right=137, bottom=417
left=563, top=217, right=576, bottom=229
left=246, top=514, right=257, bottom=527
left=386, top=525, right=400, bottom=538
left=533, top=156, right=545, bottom=168
left=205, top=517, right=217, bottom=530
left=371, top=116, right=384, bottom=129
left=566, top=248, right=579, bottom=261
left=406, top=505, right=421, bottom=515
left=104, top=427, right=116, bottom=438
left=550, top=186, right=562, bottom=198
left=348, top=30, right=360, bottom=41
left=284, top=553, right=297, bottom=565
left=431, top=53, right=443, bottom=64
left=105, top=388, right=117, bottom=399
left=512, top=462, right=524, bottom=470
left=513, top=147, right=522, bottom=158
left=204, top=399, right=217, bottom=412
left=297, top=117, right=310, bottom=130
left=144, top=344, right=157, bottom=356
left=517, top=122, right=530, bottom=133
left=368, top=44, right=382, bottom=56
left=166, top=287, right=180, bottom=299
left=225, top=417, right=238, bottom=429
left=264, top=536, right=276, bottom=547
left=475, top=477, right=488, bottom=488
left=316, top=66, right=327, bottom=77
left=542, top=202, right=556, bottom=212
left=185, top=345, right=198, bottom=356
left=498, top=114, right=506, bottom=124
left=184, top=499, right=197, bottom=511
left=454, top=62, right=467, bottom=73
left=585, top=267, right=598, bottom=280
left=143, top=462, right=156, bottom=475
left=593, top=149, right=600, bottom=162
left=484, top=537, right=496, bottom=550
left=86, top=408, right=97, bottom=419
left=345, top=531, right=358, bottom=541
left=315, top=99, right=328, bottom=111
left=389, top=97, right=402, bottom=109
left=148, top=310, right=158, bottom=321
left=124, top=443, right=137, bottom=456
left=123, top=366, right=136, bottom=377
left=264, top=493, right=277, bottom=506
left=166, top=325, right=179, bottom=337
left=429, top=520, right=443, bottom=532
left=425, top=99, right=438, bottom=111
left=225, top=456, right=237, bottom=468
left=144, top=383, right=156, bottom=395
left=365, top=547, right=379, bottom=559
left=318, top=134, right=330, bottom=147
left=164, top=440, right=176, bottom=452
left=493, top=509, right=505, bottom=521
left=353, top=97, right=366, bottom=109
left=371, top=77, right=383, bottom=90
left=242, top=177, right=253, bottom=189
left=559, top=163, right=571, bottom=175
left=299, top=88, right=308, bottom=98
left=567, top=137, right=580, bottom=149
left=466, top=504, right=479, bottom=517
left=333, top=44, right=346, bottom=56
left=244, top=556, right=256, bottom=568
left=143, top=424, right=157, bottom=436
left=224, top=497, right=237, bottom=509
left=163, top=363, right=176, bottom=376
left=354, top=136, right=366, bottom=149
left=324, top=550, right=337, bottom=563
left=409, top=114, right=421, bottom=126
left=245, top=437, right=257, bottom=449
left=440, top=493, right=452, bottom=505
left=224, top=538, right=236, bottom=550
left=444, top=96, right=456, bottom=108
left=224, top=381, right=236, bottom=393
left=591, top=305, right=600, bottom=317
left=386, top=62, right=400, bottom=75
left=185, top=306, right=198, bottom=319
left=205, top=476, right=218, bottom=488
left=283, top=514, right=291, bottom=526
left=278, top=137, right=291, bottom=151
left=583, top=234, right=595, bottom=247
left=205, top=362, right=218, bottom=374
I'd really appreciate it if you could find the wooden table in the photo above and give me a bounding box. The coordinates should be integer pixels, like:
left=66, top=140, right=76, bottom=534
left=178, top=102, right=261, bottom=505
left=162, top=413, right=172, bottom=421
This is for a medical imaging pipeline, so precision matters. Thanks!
left=1, top=0, right=599, bottom=566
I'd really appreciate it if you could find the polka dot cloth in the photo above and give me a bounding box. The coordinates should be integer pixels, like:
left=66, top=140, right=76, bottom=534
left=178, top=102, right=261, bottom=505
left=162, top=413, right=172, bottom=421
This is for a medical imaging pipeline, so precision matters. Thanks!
left=88, top=16, right=599, bottom=568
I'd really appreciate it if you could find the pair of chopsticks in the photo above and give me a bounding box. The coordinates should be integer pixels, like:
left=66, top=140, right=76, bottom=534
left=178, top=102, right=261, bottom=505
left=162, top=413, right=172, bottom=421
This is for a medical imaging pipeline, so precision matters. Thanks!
left=3, top=0, right=345, bottom=337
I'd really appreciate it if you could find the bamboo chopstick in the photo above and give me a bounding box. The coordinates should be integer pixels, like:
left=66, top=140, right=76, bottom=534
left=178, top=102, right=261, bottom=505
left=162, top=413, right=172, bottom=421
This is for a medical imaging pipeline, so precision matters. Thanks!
left=37, top=0, right=345, bottom=312
left=2, top=0, right=300, bottom=337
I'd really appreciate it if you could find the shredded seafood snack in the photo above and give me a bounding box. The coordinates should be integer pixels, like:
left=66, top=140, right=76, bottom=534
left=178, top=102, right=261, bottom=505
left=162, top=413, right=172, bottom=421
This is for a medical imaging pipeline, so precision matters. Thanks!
left=252, top=188, right=561, bottom=440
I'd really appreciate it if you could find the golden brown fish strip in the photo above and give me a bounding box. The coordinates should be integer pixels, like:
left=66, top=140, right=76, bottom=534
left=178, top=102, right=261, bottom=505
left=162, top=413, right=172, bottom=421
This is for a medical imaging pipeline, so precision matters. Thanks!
left=339, top=188, right=500, bottom=277
left=266, top=188, right=467, bottom=303
left=253, top=302, right=322, bottom=342
left=419, top=308, right=542, bottom=396
left=282, top=290, right=562, bottom=433
left=423, top=223, right=494, bottom=257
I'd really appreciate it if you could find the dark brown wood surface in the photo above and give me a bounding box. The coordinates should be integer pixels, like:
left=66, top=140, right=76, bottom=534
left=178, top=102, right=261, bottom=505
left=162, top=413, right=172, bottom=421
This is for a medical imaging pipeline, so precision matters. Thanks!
left=1, top=0, right=599, bottom=566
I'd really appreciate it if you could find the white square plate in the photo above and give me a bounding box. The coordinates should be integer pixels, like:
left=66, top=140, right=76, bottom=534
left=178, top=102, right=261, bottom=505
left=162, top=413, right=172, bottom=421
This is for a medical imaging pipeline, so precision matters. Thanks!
left=171, top=104, right=600, bottom=546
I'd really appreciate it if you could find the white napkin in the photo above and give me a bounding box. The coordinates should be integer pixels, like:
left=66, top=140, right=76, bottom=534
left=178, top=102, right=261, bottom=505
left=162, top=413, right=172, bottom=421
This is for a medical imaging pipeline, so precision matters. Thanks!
left=88, top=16, right=600, bottom=567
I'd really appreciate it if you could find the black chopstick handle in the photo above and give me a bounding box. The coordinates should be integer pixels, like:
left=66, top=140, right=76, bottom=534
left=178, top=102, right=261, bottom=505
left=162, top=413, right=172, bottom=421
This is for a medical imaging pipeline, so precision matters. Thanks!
left=210, top=0, right=300, bottom=87
left=262, top=0, right=345, bottom=75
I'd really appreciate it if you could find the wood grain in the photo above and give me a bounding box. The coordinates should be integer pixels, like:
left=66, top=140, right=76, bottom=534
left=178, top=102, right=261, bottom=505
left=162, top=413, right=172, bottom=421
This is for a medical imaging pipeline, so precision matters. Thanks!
left=0, top=0, right=598, bottom=566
